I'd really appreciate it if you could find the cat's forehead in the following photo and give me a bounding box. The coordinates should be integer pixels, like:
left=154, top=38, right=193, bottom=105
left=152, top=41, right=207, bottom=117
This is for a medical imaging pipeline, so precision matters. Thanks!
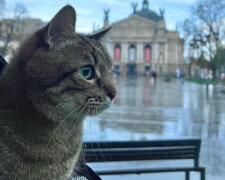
left=54, top=36, right=86, bottom=51
left=55, top=36, right=112, bottom=68
left=88, top=39, right=113, bottom=68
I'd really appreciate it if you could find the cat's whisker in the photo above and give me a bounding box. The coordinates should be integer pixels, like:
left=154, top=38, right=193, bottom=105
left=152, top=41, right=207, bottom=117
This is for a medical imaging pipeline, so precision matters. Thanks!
left=65, top=106, right=87, bottom=137
left=11, top=159, right=20, bottom=177
left=96, top=105, right=99, bottom=115
left=50, top=103, right=62, bottom=117
left=97, top=103, right=101, bottom=114
left=67, top=106, right=86, bottom=128
left=93, top=107, right=96, bottom=116
left=91, top=106, right=106, bottom=162
left=95, top=106, right=98, bottom=115
left=53, top=105, right=82, bottom=133
left=85, top=107, right=98, bottom=161
left=55, top=103, right=62, bottom=109
left=86, top=108, right=90, bottom=116
left=82, top=107, right=90, bottom=132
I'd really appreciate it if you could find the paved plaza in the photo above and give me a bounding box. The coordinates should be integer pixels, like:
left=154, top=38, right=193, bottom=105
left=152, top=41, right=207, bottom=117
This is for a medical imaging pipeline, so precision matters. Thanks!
left=83, top=76, right=225, bottom=180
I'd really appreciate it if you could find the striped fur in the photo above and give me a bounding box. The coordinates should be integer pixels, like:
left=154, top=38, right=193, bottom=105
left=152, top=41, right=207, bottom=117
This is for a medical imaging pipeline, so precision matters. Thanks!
left=0, top=5, right=116, bottom=180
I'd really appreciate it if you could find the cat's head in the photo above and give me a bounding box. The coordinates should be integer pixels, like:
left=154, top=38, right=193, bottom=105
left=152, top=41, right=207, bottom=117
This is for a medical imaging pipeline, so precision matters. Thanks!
left=22, top=5, right=116, bottom=122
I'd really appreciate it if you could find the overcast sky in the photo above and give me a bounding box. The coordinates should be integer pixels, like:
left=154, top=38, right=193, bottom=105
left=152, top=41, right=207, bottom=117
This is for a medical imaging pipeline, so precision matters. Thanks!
left=6, top=0, right=197, bottom=33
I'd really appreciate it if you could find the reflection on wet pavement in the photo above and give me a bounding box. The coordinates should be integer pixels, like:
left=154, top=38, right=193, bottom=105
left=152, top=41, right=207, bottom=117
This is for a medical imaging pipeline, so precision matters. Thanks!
left=83, top=76, right=225, bottom=179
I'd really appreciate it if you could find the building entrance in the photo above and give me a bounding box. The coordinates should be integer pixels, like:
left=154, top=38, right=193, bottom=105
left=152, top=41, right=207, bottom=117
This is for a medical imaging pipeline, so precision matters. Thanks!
left=127, top=64, right=137, bottom=76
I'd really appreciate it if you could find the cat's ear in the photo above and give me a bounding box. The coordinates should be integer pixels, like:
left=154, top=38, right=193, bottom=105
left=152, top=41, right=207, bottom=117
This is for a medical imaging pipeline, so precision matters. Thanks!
left=47, top=5, right=76, bottom=44
left=86, top=27, right=112, bottom=41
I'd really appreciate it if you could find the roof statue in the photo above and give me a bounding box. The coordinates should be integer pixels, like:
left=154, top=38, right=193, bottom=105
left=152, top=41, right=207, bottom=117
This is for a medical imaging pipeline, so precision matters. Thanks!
left=159, top=8, right=165, bottom=20
left=104, top=8, right=110, bottom=22
left=131, top=2, right=138, bottom=14
left=143, top=0, right=149, bottom=10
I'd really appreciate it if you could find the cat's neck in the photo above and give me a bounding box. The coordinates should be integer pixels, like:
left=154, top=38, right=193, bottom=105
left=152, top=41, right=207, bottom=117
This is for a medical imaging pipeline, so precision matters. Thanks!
left=0, top=69, right=83, bottom=179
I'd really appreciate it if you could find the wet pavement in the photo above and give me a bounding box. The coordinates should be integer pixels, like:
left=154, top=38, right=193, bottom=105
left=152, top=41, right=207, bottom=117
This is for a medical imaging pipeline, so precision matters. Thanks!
left=83, top=76, right=225, bottom=180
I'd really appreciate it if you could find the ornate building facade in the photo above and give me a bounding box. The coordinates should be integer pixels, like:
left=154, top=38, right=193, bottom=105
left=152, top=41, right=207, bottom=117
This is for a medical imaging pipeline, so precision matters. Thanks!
left=102, top=0, right=184, bottom=76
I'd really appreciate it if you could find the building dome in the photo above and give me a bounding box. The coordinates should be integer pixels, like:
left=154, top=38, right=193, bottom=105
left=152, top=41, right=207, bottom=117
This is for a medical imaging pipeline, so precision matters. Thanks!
left=136, top=10, right=162, bottom=22
left=134, top=0, right=162, bottom=22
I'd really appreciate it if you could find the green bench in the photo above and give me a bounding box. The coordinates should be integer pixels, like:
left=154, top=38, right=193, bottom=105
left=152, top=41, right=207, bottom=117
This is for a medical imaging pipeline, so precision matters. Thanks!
left=83, top=139, right=205, bottom=180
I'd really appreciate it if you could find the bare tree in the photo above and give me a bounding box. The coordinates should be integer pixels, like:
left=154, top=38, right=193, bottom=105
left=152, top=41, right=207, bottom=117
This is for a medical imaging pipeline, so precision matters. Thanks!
left=0, top=0, right=5, bottom=39
left=182, top=0, right=225, bottom=79
left=0, top=0, right=5, bottom=18
left=0, top=3, right=28, bottom=56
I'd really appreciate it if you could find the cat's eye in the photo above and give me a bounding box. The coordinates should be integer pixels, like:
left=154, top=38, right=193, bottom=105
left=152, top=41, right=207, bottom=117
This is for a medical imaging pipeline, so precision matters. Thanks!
left=80, top=65, right=95, bottom=80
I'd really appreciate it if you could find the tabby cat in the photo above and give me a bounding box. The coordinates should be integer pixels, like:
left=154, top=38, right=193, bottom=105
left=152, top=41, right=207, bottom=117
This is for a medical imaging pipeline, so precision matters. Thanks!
left=0, top=5, right=116, bottom=180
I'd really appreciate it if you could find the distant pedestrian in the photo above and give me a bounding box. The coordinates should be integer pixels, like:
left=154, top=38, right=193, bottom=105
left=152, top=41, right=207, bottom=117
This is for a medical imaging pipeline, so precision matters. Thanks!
left=151, top=70, right=157, bottom=83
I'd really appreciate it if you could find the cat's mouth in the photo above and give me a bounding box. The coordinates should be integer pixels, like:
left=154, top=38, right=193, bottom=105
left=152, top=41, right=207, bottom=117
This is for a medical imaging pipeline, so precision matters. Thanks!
left=85, top=98, right=111, bottom=116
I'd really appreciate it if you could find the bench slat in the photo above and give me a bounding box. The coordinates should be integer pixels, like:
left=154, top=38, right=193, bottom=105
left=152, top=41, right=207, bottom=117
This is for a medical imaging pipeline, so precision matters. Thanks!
left=85, top=147, right=196, bottom=153
left=85, top=150, right=196, bottom=158
left=95, top=167, right=205, bottom=175
left=86, top=154, right=196, bottom=162
left=83, top=139, right=201, bottom=149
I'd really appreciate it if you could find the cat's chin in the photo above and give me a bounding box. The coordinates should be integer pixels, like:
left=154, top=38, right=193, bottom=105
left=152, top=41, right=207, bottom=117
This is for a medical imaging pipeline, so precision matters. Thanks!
left=86, top=103, right=111, bottom=116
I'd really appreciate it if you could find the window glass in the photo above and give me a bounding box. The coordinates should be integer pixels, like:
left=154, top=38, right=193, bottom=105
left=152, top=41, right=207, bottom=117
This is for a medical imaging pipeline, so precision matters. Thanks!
left=129, top=45, right=136, bottom=62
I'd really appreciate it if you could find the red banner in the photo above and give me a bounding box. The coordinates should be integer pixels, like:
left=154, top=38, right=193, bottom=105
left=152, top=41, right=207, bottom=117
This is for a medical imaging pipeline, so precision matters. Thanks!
left=144, top=47, right=151, bottom=61
left=114, top=47, right=121, bottom=61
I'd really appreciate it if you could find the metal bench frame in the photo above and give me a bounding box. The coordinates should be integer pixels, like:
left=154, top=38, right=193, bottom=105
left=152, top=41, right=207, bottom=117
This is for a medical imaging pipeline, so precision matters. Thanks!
left=0, top=55, right=7, bottom=76
left=83, top=139, right=205, bottom=180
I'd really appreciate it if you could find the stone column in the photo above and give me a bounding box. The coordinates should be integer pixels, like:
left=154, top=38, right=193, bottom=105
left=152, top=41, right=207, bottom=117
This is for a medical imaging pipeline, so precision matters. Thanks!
left=122, top=42, right=128, bottom=63
left=137, top=42, right=143, bottom=63
left=155, top=42, right=158, bottom=61
left=165, top=42, right=168, bottom=64
left=175, top=43, right=178, bottom=63
left=150, top=43, right=155, bottom=69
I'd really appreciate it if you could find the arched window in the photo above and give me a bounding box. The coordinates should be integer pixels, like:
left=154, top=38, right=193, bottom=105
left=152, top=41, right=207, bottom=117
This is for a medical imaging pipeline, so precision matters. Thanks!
left=144, top=45, right=151, bottom=61
left=114, top=44, right=121, bottom=61
left=129, top=44, right=136, bottom=62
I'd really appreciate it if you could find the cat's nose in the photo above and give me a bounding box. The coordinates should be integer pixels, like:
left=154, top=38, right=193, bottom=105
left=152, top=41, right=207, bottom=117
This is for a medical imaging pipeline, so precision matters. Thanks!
left=107, top=90, right=116, bottom=101
left=103, top=83, right=117, bottom=101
